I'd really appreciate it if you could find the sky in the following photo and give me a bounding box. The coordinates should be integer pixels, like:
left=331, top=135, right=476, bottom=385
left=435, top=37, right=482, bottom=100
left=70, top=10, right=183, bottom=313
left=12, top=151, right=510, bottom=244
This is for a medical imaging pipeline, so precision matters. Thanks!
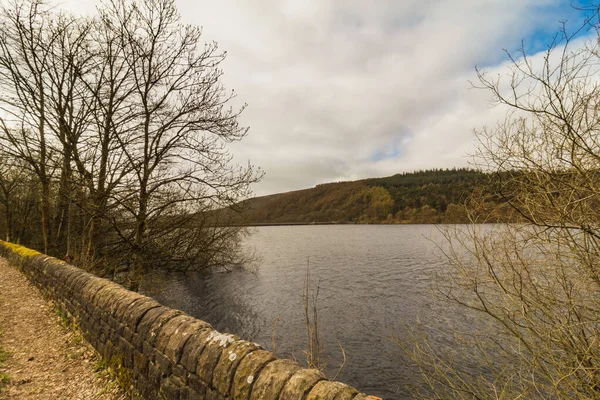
left=58, top=0, right=598, bottom=196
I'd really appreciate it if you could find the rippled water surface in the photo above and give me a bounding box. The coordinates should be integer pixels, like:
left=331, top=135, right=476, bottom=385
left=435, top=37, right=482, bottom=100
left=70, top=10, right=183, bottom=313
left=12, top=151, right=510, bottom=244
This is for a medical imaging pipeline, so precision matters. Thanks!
left=141, top=225, right=472, bottom=398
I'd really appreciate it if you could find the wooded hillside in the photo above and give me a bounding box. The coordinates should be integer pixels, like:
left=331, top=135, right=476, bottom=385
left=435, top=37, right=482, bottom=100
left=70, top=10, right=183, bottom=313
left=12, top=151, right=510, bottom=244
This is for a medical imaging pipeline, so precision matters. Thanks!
left=241, top=168, right=513, bottom=224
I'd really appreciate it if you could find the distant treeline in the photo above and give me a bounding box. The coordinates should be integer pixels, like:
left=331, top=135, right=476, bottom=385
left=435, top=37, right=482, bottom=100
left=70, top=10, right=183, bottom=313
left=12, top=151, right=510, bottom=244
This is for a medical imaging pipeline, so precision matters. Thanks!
left=241, top=168, right=518, bottom=224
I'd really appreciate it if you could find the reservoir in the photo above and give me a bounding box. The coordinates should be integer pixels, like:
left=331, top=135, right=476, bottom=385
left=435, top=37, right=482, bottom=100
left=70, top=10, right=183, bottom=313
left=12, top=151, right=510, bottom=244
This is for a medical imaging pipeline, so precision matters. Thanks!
left=141, top=224, right=476, bottom=398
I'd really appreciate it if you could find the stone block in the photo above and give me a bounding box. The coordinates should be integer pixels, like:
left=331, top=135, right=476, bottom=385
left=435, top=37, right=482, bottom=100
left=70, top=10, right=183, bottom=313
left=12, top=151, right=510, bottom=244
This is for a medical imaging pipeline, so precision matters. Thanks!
left=123, top=297, right=162, bottom=333
left=306, top=380, right=358, bottom=400
left=187, top=373, right=208, bottom=396
left=108, top=292, right=146, bottom=336
left=132, top=334, right=144, bottom=352
left=43, top=259, right=73, bottom=281
left=92, top=285, right=126, bottom=314
left=205, top=387, right=225, bottom=400
left=108, top=314, right=120, bottom=331
left=134, top=372, right=159, bottom=400
left=137, top=307, right=182, bottom=345
left=231, top=350, right=276, bottom=400
left=180, top=328, right=213, bottom=373
left=154, top=351, right=173, bottom=376
left=103, top=289, right=129, bottom=317
left=57, top=265, right=88, bottom=294
left=81, top=280, right=107, bottom=311
left=212, top=340, right=260, bottom=396
left=143, top=340, right=157, bottom=362
left=147, top=361, right=164, bottom=387
left=172, top=363, right=188, bottom=383
left=69, top=272, right=93, bottom=299
left=159, top=376, right=181, bottom=399
left=113, top=292, right=148, bottom=323
left=164, top=319, right=211, bottom=363
left=154, top=315, right=196, bottom=354
left=134, top=351, right=149, bottom=377
left=123, top=326, right=135, bottom=343
left=353, top=394, right=379, bottom=400
left=118, top=337, right=134, bottom=368
left=280, top=368, right=325, bottom=399
left=196, top=331, right=239, bottom=385
left=249, top=359, right=301, bottom=400
left=180, top=386, right=204, bottom=400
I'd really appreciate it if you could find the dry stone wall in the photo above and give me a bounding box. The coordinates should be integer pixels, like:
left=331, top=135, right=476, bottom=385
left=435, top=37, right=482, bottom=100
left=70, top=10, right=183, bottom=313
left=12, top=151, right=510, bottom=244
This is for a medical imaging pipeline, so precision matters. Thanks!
left=0, top=241, right=374, bottom=400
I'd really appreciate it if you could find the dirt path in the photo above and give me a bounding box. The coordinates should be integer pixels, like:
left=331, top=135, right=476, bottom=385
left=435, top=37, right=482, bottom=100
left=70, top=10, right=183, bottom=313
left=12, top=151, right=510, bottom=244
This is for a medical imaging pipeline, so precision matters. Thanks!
left=0, top=257, right=126, bottom=400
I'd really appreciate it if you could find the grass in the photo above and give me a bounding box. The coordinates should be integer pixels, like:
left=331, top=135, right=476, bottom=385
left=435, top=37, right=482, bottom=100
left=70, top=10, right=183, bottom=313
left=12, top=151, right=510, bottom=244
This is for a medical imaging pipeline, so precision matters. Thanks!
left=54, top=307, right=71, bottom=328
left=53, top=307, right=129, bottom=398
left=93, top=359, right=123, bottom=396
left=0, top=329, right=11, bottom=392
left=282, top=261, right=347, bottom=380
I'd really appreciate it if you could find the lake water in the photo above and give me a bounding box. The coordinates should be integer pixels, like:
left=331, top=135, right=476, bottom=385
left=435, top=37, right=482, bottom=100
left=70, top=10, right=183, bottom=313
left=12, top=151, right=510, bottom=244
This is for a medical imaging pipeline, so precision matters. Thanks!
left=141, top=225, right=477, bottom=398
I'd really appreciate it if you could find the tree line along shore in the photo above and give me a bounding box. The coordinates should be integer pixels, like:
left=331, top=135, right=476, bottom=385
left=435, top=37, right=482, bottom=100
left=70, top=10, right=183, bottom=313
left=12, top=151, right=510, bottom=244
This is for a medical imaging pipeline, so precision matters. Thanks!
left=239, top=168, right=520, bottom=225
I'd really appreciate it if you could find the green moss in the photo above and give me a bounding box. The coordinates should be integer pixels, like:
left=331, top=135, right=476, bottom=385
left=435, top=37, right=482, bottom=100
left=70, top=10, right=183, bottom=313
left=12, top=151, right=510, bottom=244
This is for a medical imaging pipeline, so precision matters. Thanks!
left=0, top=373, right=9, bottom=389
left=93, top=358, right=108, bottom=373
left=0, top=240, right=41, bottom=258
left=0, top=330, right=10, bottom=392
left=0, top=348, right=8, bottom=364
left=54, top=307, right=72, bottom=328
left=107, top=354, right=133, bottom=397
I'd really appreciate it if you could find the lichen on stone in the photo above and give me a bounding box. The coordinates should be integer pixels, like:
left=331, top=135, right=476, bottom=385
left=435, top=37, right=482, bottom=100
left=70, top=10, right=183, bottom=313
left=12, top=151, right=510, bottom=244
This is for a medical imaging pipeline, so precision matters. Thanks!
left=205, top=331, right=235, bottom=347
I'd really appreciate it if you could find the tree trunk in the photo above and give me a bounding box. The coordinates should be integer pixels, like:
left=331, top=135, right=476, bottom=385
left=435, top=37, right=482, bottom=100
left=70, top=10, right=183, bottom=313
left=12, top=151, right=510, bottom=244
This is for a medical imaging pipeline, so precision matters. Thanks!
left=54, top=156, right=71, bottom=255
left=129, top=193, right=148, bottom=291
left=3, top=203, right=10, bottom=242
left=40, top=179, right=51, bottom=254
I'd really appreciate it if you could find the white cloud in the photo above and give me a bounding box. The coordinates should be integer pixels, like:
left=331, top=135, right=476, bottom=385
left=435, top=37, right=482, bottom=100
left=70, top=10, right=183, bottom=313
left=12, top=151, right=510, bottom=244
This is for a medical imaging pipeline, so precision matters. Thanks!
left=56, top=0, right=591, bottom=195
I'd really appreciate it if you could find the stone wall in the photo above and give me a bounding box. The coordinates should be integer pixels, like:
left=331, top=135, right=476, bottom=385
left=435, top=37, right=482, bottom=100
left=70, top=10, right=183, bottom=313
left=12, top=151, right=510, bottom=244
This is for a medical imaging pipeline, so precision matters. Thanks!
left=0, top=241, right=374, bottom=400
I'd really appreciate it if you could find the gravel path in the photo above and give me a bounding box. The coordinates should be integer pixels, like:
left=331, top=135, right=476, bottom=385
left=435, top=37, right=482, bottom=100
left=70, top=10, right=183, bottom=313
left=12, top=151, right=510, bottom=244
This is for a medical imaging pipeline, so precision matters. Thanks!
left=0, top=257, right=126, bottom=400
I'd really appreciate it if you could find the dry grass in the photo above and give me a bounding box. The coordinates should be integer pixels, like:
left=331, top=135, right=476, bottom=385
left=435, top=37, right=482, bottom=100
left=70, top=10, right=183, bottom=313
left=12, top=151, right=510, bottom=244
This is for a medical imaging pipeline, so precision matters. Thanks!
left=297, top=261, right=347, bottom=380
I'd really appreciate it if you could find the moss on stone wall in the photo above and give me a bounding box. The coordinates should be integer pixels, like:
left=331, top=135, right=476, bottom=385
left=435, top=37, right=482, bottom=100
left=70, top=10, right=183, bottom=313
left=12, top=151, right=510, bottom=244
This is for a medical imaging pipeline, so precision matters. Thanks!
left=0, top=241, right=40, bottom=258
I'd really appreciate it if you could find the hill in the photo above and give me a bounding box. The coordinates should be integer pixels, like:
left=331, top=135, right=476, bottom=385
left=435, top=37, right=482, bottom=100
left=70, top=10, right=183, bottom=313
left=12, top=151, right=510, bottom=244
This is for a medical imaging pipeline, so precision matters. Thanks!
left=240, top=168, right=510, bottom=224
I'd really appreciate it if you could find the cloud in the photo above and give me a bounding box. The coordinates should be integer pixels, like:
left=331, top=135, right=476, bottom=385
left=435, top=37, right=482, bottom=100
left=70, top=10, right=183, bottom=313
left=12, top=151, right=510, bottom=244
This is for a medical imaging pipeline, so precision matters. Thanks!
left=57, top=0, right=593, bottom=195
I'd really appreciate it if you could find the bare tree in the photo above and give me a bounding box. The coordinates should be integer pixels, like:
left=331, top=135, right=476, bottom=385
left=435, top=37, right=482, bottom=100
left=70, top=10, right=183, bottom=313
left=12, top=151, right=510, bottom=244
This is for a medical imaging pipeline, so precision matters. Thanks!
left=103, top=0, right=261, bottom=288
left=43, top=13, right=96, bottom=259
left=0, top=0, right=262, bottom=287
left=0, top=0, right=57, bottom=253
left=0, top=155, right=25, bottom=242
left=64, top=4, right=137, bottom=264
left=407, top=10, right=600, bottom=399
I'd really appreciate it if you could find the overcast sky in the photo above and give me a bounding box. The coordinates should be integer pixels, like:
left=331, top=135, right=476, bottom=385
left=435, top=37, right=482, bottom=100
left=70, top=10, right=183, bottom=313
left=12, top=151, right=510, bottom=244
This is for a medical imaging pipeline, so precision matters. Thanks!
left=59, top=0, right=596, bottom=196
